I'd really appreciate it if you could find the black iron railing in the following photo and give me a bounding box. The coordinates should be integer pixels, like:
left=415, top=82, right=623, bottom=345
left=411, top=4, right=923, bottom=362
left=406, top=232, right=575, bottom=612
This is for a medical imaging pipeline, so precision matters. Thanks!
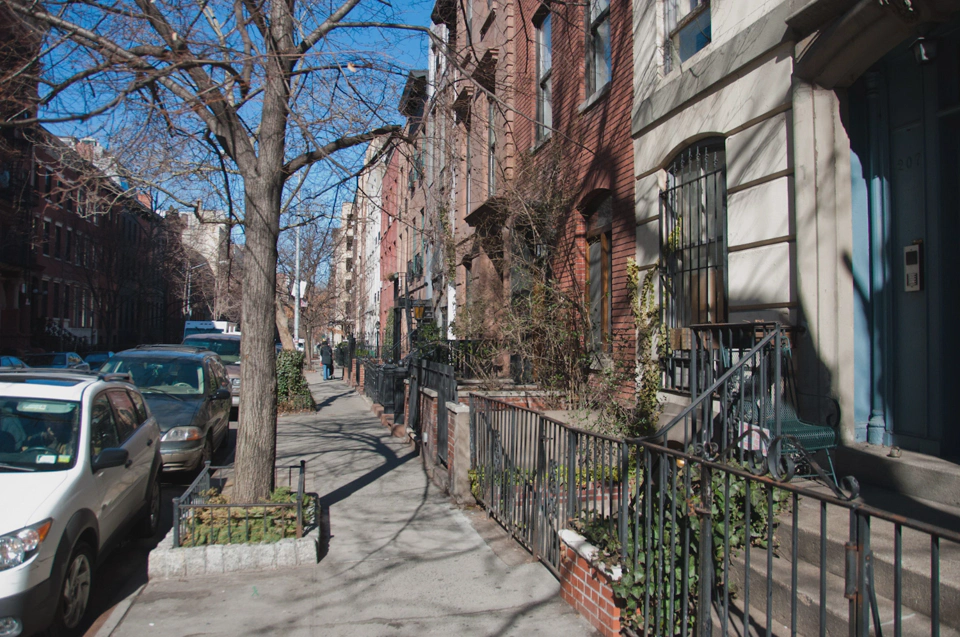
left=618, top=439, right=960, bottom=637
left=663, top=322, right=781, bottom=394
left=470, top=323, right=960, bottom=635
left=419, top=359, right=457, bottom=464
left=171, top=461, right=313, bottom=547
left=471, top=394, right=626, bottom=574
left=363, top=359, right=381, bottom=402
left=416, top=339, right=496, bottom=379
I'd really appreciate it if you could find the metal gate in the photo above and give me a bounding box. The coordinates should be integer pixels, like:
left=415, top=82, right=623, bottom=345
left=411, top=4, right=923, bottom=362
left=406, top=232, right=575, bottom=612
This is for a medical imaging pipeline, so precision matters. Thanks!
left=406, top=359, right=421, bottom=438
left=422, top=360, right=455, bottom=465
left=470, top=394, right=626, bottom=574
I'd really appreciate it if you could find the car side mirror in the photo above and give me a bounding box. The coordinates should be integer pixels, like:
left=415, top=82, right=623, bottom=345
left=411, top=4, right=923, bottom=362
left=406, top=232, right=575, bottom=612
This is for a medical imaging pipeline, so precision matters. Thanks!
left=213, top=388, right=231, bottom=401
left=92, top=448, right=130, bottom=472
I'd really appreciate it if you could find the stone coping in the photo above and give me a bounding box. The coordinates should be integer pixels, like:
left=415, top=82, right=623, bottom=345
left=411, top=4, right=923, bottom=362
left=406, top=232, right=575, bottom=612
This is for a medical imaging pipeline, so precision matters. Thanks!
left=148, top=527, right=319, bottom=580
left=558, top=529, right=622, bottom=581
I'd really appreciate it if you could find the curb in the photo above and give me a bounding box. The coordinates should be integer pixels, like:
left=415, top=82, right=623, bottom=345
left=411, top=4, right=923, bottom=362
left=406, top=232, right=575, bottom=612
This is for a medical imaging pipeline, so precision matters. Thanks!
left=147, top=528, right=319, bottom=580
left=88, top=584, right=146, bottom=637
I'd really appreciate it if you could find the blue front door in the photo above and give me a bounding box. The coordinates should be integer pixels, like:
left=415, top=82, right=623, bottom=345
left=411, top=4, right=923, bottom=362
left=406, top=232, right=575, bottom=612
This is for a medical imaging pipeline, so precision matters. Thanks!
left=850, top=20, right=960, bottom=457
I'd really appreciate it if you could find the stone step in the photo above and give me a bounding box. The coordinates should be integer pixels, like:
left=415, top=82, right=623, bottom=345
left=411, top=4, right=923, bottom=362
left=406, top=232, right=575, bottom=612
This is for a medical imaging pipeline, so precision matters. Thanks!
left=725, top=542, right=960, bottom=637
left=775, top=483, right=960, bottom=629
left=837, top=444, right=960, bottom=509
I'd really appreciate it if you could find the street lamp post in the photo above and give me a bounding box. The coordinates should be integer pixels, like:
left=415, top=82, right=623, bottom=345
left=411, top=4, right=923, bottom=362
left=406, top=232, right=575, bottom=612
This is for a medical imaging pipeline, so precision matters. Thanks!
left=185, top=262, right=208, bottom=319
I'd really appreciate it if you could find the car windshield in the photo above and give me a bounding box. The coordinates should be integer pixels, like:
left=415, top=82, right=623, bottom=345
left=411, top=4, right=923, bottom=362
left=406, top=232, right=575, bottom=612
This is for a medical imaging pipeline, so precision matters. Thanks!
left=23, top=353, right=65, bottom=366
left=185, top=338, right=240, bottom=364
left=0, top=398, right=81, bottom=471
left=101, top=357, right=206, bottom=396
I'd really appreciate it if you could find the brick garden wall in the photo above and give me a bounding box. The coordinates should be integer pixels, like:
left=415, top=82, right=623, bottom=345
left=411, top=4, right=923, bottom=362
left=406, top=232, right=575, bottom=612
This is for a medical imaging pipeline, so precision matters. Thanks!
left=558, top=531, right=623, bottom=637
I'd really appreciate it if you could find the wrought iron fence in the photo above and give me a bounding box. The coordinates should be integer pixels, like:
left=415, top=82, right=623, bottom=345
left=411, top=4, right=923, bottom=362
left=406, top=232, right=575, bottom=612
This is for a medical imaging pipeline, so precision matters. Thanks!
left=363, top=359, right=381, bottom=403
left=471, top=394, right=626, bottom=574
left=172, top=461, right=314, bottom=547
left=617, top=438, right=960, bottom=637
left=420, top=359, right=456, bottom=464
left=470, top=321, right=960, bottom=636
left=663, top=322, right=780, bottom=394
left=416, top=339, right=496, bottom=379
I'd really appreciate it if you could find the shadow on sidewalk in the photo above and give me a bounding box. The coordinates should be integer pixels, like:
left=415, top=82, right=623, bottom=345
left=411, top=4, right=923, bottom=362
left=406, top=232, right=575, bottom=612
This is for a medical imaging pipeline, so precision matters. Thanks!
left=317, top=449, right=419, bottom=509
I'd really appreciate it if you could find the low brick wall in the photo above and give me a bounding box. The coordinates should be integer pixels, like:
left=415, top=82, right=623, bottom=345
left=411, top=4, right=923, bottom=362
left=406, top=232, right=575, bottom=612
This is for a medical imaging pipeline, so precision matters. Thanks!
left=558, top=530, right=623, bottom=637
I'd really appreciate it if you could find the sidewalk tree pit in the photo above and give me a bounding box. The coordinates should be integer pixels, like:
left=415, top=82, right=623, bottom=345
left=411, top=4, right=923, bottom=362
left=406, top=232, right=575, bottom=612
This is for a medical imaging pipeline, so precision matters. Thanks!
left=179, top=487, right=317, bottom=547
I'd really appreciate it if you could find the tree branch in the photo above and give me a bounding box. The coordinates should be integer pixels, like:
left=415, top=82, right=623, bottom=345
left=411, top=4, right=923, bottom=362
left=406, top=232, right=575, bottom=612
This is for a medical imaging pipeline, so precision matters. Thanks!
left=281, top=125, right=400, bottom=178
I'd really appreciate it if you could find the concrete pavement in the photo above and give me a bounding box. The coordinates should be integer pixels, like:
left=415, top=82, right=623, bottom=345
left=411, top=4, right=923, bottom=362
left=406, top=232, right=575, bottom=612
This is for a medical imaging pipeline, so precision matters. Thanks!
left=106, top=370, right=596, bottom=636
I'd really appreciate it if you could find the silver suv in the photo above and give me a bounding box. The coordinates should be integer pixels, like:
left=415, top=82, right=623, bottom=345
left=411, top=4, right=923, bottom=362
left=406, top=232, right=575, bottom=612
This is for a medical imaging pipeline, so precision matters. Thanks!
left=0, top=370, right=162, bottom=637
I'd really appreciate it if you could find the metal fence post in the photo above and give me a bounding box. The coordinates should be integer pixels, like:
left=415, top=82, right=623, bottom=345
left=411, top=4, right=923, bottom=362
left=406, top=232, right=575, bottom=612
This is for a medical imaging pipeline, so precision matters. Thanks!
left=567, top=429, right=578, bottom=521
left=172, top=497, right=181, bottom=547
left=618, top=442, right=629, bottom=565
left=697, top=462, right=714, bottom=637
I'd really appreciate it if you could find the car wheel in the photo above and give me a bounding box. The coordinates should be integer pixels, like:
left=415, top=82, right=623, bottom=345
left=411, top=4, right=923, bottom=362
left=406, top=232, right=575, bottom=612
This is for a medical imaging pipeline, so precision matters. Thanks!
left=50, top=542, right=93, bottom=635
left=136, top=473, right=162, bottom=538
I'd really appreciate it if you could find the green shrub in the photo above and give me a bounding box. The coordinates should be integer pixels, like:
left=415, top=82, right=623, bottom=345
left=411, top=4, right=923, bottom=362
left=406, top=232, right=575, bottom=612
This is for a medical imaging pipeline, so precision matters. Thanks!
left=179, top=487, right=315, bottom=547
left=276, top=350, right=315, bottom=412
left=573, top=460, right=791, bottom=633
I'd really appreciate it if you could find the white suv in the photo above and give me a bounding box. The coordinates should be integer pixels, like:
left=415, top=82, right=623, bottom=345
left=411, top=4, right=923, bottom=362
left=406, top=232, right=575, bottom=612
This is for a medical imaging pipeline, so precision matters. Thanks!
left=0, top=370, right=162, bottom=637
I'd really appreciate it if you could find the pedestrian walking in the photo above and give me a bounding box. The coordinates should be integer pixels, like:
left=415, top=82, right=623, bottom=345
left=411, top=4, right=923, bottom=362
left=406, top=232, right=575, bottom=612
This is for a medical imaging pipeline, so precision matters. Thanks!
left=320, top=340, right=334, bottom=380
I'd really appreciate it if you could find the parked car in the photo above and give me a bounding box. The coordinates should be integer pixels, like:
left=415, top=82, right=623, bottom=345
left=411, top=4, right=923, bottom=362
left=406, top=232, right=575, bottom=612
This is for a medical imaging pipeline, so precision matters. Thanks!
left=99, top=346, right=231, bottom=472
left=0, top=356, right=27, bottom=369
left=182, top=333, right=241, bottom=420
left=0, top=368, right=162, bottom=637
left=20, top=352, right=90, bottom=371
left=83, top=351, right=114, bottom=371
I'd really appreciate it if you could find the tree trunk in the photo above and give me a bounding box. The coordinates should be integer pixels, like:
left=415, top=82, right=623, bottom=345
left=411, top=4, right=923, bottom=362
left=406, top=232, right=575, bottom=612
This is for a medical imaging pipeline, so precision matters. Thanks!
left=234, top=181, right=282, bottom=502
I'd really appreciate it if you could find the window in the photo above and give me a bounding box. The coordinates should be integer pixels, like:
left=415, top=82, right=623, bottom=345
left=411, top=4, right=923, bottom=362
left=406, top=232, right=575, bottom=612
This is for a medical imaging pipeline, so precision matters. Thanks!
left=487, top=100, right=496, bottom=197
left=42, top=221, right=50, bottom=256
left=63, top=286, right=71, bottom=324
left=65, top=228, right=73, bottom=262
left=107, top=390, right=138, bottom=443
left=585, top=0, right=611, bottom=97
left=128, top=390, right=149, bottom=424
left=586, top=196, right=613, bottom=351
left=90, top=394, right=120, bottom=457
left=54, top=225, right=62, bottom=259
left=660, top=139, right=727, bottom=329
left=535, top=12, right=553, bottom=142
left=52, top=282, right=60, bottom=318
left=664, top=0, right=711, bottom=73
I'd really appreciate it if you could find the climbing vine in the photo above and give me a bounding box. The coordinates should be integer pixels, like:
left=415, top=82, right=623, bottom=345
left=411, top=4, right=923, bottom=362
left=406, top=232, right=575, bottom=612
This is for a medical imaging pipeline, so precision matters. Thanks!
left=626, top=258, right=666, bottom=438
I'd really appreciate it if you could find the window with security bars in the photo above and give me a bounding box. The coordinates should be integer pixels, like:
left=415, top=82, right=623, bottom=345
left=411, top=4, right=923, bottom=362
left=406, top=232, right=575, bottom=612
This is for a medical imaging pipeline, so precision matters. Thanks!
left=660, top=139, right=727, bottom=331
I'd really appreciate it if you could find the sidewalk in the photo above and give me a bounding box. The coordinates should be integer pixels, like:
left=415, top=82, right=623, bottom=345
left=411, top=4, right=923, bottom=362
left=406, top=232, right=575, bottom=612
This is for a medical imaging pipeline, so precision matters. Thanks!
left=108, top=371, right=596, bottom=636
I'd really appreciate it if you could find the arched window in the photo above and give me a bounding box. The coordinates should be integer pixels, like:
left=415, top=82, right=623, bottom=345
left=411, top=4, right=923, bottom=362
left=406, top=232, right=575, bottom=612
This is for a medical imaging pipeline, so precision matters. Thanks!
left=585, top=195, right=613, bottom=352
left=660, top=138, right=727, bottom=329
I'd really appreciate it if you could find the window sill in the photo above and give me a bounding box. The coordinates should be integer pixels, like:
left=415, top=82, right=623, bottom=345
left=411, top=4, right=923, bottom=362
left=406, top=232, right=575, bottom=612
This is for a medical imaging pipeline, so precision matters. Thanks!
left=530, top=133, right=552, bottom=155
left=579, top=82, right=611, bottom=115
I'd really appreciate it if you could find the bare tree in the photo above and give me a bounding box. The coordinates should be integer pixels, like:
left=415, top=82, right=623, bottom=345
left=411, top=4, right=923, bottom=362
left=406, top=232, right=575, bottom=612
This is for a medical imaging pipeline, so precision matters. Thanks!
left=0, top=0, right=415, bottom=500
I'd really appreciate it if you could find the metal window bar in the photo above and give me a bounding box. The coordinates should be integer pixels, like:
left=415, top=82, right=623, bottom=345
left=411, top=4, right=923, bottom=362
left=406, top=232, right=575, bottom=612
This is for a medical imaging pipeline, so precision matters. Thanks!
left=661, top=143, right=728, bottom=392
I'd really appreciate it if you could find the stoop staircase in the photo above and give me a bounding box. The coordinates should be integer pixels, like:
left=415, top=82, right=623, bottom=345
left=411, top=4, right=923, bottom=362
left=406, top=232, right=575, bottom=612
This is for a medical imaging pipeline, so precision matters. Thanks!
left=639, top=324, right=960, bottom=637
left=720, top=478, right=960, bottom=637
